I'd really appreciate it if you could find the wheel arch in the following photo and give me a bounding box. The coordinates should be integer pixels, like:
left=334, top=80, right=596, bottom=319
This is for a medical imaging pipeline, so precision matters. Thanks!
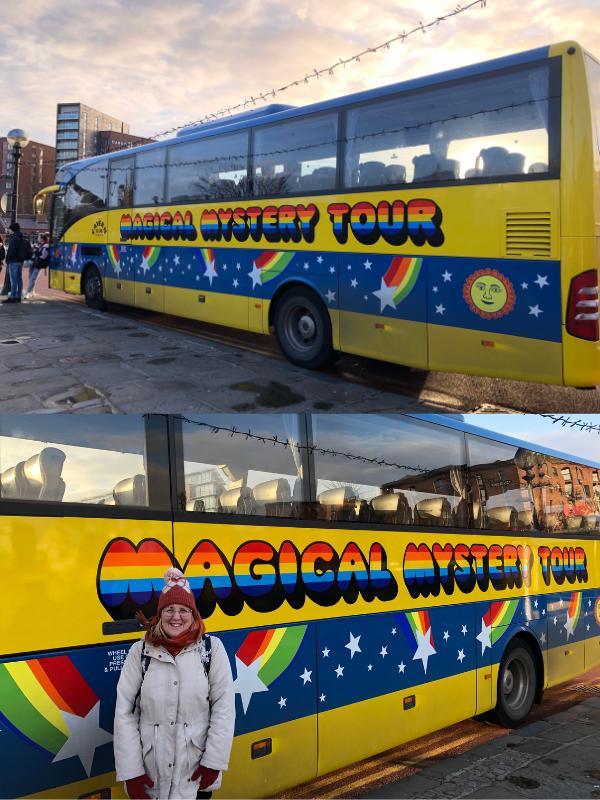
left=268, top=278, right=328, bottom=330
left=80, top=260, right=101, bottom=295
left=502, top=629, right=545, bottom=704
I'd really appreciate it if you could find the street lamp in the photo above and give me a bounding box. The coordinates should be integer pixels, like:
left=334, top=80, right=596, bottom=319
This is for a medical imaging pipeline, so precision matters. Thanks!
left=515, top=448, right=545, bottom=529
left=6, top=128, right=29, bottom=224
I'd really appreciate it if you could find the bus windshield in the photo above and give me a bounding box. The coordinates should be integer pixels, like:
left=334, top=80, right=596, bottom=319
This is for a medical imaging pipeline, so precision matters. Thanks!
left=585, top=53, right=600, bottom=155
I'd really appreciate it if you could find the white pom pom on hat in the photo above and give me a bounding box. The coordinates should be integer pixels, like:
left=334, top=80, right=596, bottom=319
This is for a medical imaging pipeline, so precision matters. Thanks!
left=157, top=567, right=196, bottom=614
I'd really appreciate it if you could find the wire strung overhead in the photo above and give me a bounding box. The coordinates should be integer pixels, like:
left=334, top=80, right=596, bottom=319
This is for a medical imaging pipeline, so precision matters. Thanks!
left=151, top=0, right=488, bottom=140
left=540, top=415, right=600, bottom=434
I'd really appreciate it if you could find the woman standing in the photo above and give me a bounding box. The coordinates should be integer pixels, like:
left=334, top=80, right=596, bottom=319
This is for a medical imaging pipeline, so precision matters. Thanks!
left=25, top=234, right=49, bottom=299
left=114, top=568, right=235, bottom=799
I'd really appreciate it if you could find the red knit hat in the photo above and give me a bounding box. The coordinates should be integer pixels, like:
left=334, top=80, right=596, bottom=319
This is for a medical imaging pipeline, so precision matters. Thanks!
left=157, top=568, right=196, bottom=614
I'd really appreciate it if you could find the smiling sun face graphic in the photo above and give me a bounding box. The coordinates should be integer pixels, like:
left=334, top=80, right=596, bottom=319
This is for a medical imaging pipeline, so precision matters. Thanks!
left=463, top=269, right=516, bottom=319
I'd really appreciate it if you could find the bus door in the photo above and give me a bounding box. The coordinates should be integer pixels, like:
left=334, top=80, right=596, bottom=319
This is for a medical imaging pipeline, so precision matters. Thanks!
left=46, top=187, right=65, bottom=291
left=106, top=156, right=137, bottom=306
left=338, top=250, right=428, bottom=369
left=0, top=415, right=173, bottom=800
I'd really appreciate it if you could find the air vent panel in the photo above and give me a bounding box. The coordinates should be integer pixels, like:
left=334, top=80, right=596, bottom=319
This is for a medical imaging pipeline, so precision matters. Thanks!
left=505, top=211, right=552, bottom=258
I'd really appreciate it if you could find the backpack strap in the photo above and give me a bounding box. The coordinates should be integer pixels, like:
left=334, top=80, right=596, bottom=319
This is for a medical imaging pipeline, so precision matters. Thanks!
left=131, top=646, right=151, bottom=714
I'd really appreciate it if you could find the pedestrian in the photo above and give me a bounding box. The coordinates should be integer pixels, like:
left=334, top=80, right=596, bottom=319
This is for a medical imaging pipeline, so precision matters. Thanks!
left=0, top=232, right=10, bottom=297
left=25, top=234, right=49, bottom=299
left=113, top=568, right=235, bottom=800
left=2, top=222, right=31, bottom=304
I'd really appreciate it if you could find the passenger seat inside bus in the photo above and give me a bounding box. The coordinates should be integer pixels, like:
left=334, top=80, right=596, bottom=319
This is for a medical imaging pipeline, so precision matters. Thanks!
left=413, top=496, right=453, bottom=526
left=0, top=447, right=66, bottom=502
left=385, top=164, right=407, bottom=184
left=219, top=485, right=254, bottom=515
left=357, top=161, right=387, bottom=186
left=113, top=474, right=147, bottom=506
left=412, top=154, right=460, bottom=182
left=370, top=491, right=412, bottom=525
left=479, top=147, right=525, bottom=177
left=252, top=478, right=292, bottom=517
left=317, top=486, right=359, bottom=522
left=486, top=505, right=518, bottom=530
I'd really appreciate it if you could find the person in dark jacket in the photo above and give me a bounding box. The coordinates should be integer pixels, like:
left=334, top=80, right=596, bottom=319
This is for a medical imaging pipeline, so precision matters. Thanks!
left=0, top=232, right=9, bottom=296
left=2, top=222, right=25, bottom=303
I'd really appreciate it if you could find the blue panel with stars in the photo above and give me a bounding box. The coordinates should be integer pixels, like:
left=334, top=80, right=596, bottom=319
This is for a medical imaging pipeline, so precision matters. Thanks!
left=546, top=590, right=588, bottom=649
left=583, top=590, right=600, bottom=640
left=316, top=604, right=477, bottom=715
left=427, top=257, right=561, bottom=342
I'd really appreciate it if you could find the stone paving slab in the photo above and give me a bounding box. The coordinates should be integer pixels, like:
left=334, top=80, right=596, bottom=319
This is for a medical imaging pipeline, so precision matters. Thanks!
left=364, top=697, right=600, bottom=799
left=0, top=297, right=445, bottom=413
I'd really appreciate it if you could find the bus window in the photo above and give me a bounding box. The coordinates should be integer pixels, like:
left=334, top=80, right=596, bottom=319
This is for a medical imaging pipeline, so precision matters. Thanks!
left=134, top=147, right=166, bottom=206
left=179, top=414, right=304, bottom=517
left=108, top=156, right=135, bottom=208
left=253, top=113, right=338, bottom=196
left=585, top=54, right=600, bottom=156
left=467, top=436, right=542, bottom=531
left=344, top=63, right=552, bottom=186
left=62, top=164, right=107, bottom=229
left=310, top=415, right=468, bottom=526
left=0, top=415, right=150, bottom=507
left=166, top=131, right=248, bottom=204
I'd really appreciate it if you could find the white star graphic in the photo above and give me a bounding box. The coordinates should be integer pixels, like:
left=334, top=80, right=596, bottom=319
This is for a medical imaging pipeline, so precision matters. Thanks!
left=443, top=630, right=449, bottom=642
left=335, top=664, right=344, bottom=677
left=345, top=632, right=362, bottom=659
left=542, top=609, right=546, bottom=616
left=363, top=294, right=368, bottom=301
left=398, top=662, right=406, bottom=673
left=319, top=693, right=326, bottom=702
left=233, top=656, right=268, bottom=714
left=233, top=278, right=239, bottom=288
left=363, top=259, right=372, bottom=270
left=367, top=663, right=373, bottom=671
left=203, top=255, right=217, bottom=286
left=325, top=289, right=336, bottom=304
left=587, top=624, right=590, bottom=631
left=303, top=262, right=309, bottom=270
left=564, top=613, right=576, bottom=639
left=248, top=262, right=262, bottom=289
left=112, top=261, right=122, bottom=277
left=380, top=646, right=388, bottom=658
left=322, top=647, right=330, bottom=658
left=140, top=255, right=152, bottom=275
left=521, top=281, right=529, bottom=290
left=441, top=270, right=452, bottom=282
left=476, top=619, right=492, bottom=654
left=391, top=628, right=397, bottom=635
left=174, top=255, right=180, bottom=266
left=278, top=696, right=287, bottom=708
left=317, top=255, right=323, bottom=264
left=300, top=668, right=312, bottom=684
left=534, top=599, right=538, bottom=608
left=52, top=702, right=112, bottom=777
left=461, top=625, right=468, bottom=635
left=351, top=278, right=358, bottom=288
left=432, top=286, right=438, bottom=293
left=529, top=304, right=543, bottom=318
left=457, top=649, right=466, bottom=663
left=540, top=632, right=546, bottom=644
left=535, top=274, right=549, bottom=289
left=222, top=264, right=227, bottom=271
left=236, top=262, right=241, bottom=270
left=373, top=278, right=396, bottom=312
left=435, top=303, right=446, bottom=315
left=347, top=264, right=352, bottom=271
left=329, top=266, right=335, bottom=274
left=413, top=627, right=436, bottom=673
left=553, top=616, right=558, bottom=625
left=588, top=599, right=592, bottom=608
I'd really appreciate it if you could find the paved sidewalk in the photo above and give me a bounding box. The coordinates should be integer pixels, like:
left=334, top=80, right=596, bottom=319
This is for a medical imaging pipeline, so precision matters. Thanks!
left=366, top=695, right=600, bottom=799
left=0, top=296, right=440, bottom=413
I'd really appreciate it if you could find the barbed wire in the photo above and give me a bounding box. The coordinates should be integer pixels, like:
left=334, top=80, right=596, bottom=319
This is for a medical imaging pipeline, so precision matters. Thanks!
left=176, top=416, right=429, bottom=473
left=151, top=0, right=487, bottom=139
left=540, top=415, right=600, bottom=434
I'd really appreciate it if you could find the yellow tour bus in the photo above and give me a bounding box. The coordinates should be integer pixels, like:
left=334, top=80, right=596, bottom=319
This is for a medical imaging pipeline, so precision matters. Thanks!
left=1, top=411, right=599, bottom=799
left=39, top=41, right=600, bottom=387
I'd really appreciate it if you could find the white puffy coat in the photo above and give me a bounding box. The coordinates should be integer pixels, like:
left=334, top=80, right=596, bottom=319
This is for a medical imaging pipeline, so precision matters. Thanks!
left=114, top=636, right=235, bottom=799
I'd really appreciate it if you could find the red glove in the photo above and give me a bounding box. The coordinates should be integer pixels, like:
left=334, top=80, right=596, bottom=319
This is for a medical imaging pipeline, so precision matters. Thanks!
left=125, top=773, right=154, bottom=799
left=191, top=764, right=219, bottom=789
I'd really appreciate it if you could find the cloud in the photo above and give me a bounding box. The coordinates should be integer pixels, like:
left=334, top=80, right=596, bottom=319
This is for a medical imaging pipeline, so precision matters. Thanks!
left=2, top=0, right=599, bottom=151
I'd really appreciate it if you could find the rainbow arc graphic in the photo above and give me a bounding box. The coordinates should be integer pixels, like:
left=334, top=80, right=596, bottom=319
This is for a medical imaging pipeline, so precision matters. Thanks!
left=255, top=251, right=295, bottom=284
left=477, top=599, right=519, bottom=653
left=399, top=610, right=436, bottom=673
left=200, top=248, right=217, bottom=284
left=0, top=655, right=111, bottom=775
left=106, top=244, right=121, bottom=275
left=140, top=245, right=160, bottom=274
left=233, top=625, right=307, bottom=713
left=373, top=256, right=422, bottom=312
left=565, top=592, right=582, bottom=639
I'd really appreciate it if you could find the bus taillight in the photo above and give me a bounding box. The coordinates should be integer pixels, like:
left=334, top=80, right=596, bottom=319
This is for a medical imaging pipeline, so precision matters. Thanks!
left=566, top=269, right=599, bottom=341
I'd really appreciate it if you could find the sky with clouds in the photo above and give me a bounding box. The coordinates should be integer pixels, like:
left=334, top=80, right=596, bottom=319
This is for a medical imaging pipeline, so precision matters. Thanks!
left=1, top=0, right=599, bottom=151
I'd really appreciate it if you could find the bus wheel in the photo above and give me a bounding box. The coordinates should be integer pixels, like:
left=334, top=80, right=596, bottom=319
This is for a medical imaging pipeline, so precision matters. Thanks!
left=274, top=287, right=334, bottom=369
left=495, top=638, right=537, bottom=727
left=83, top=266, right=106, bottom=310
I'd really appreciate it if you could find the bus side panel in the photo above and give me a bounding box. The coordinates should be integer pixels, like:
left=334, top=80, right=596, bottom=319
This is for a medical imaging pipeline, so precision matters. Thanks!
left=545, top=590, right=586, bottom=687
left=316, top=604, right=477, bottom=775
left=584, top=589, right=600, bottom=673
left=561, top=236, right=600, bottom=387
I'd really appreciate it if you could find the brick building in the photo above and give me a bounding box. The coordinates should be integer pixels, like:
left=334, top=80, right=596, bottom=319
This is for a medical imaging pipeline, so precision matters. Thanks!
left=97, top=130, right=154, bottom=153
left=0, top=137, right=56, bottom=234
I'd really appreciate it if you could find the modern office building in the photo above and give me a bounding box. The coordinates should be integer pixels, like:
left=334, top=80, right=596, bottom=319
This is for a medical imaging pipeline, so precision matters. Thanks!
left=55, top=103, right=131, bottom=171
left=0, top=137, right=56, bottom=232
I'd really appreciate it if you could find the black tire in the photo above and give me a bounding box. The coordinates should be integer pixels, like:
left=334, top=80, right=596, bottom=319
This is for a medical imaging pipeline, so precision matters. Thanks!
left=83, top=265, right=106, bottom=310
left=494, top=638, right=537, bottom=727
left=273, top=287, right=334, bottom=369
